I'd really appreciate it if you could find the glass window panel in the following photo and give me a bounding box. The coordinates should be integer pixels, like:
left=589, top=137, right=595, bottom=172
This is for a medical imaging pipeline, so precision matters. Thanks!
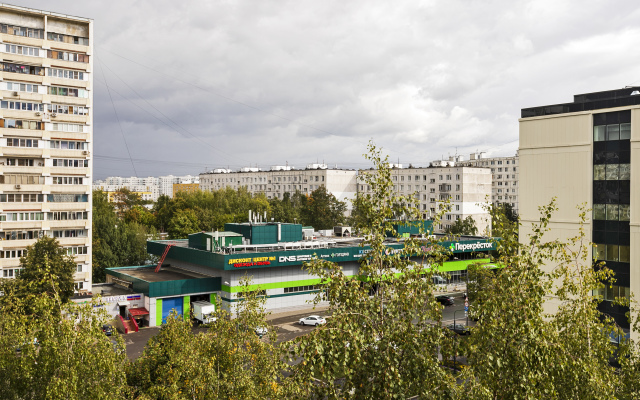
left=620, top=204, right=630, bottom=221
left=593, top=164, right=606, bottom=180
left=594, top=243, right=606, bottom=260
left=620, top=123, right=631, bottom=140
left=605, top=284, right=615, bottom=301
left=606, top=164, right=619, bottom=180
left=593, top=204, right=606, bottom=220
left=606, top=204, right=619, bottom=221
left=619, top=164, right=630, bottom=180
left=606, top=244, right=619, bottom=262
left=607, top=124, right=620, bottom=141
left=620, top=246, right=630, bottom=263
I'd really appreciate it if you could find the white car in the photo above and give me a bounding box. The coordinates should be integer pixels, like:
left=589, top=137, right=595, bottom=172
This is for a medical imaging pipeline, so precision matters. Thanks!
left=254, top=326, right=268, bottom=338
left=299, top=315, right=327, bottom=326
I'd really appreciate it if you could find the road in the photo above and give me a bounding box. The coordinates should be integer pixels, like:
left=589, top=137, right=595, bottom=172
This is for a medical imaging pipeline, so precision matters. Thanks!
left=122, top=291, right=470, bottom=360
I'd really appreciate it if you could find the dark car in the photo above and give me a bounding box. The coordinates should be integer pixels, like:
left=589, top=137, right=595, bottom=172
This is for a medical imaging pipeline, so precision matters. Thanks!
left=447, top=323, right=471, bottom=336
left=102, top=324, right=113, bottom=336
left=435, top=295, right=455, bottom=306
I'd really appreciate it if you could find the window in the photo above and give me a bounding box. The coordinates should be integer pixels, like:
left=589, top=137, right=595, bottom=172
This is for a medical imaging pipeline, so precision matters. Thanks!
left=52, top=159, right=89, bottom=168
left=0, top=24, right=44, bottom=38
left=47, top=49, right=89, bottom=63
left=1, top=119, right=44, bottom=130
left=52, top=176, right=85, bottom=185
left=48, top=211, right=88, bottom=221
left=47, top=104, right=89, bottom=115
left=65, top=246, right=88, bottom=255
left=455, top=205, right=460, bottom=211
left=284, top=285, right=319, bottom=293
left=48, top=86, right=89, bottom=98
left=0, top=175, right=44, bottom=184
left=6, top=138, right=39, bottom=148
left=5, top=81, right=39, bottom=93
left=0, top=193, right=44, bottom=202
left=0, top=212, right=45, bottom=221
left=46, top=194, right=88, bottom=203
left=74, top=281, right=84, bottom=291
left=77, top=264, right=83, bottom=273
left=48, top=68, right=85, bottom=80
left=455, top=195, right=460, bottom=201
left=498, top=161, right=503, bottom=165
left=594, top=123, right=631, bottom=141
left=52, top=229, right=87, bottom=238
left=2, top=62, right=44, bottom=75
left=1, top=100, right=44, bottom=112
left=4, top=44, right=40, bottom=56
left=594, top=243, right=630, bottom=263
left=455, top=184, right=460, bottom=191
left=50, top=140, right=88, bottom=150
left=47, top=32, right=89, bottom=46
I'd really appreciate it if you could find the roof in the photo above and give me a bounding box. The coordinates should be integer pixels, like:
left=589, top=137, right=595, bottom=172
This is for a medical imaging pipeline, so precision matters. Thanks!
left=128, top=307, right=149, bottom=317
left=521, top=87, right=640, bottom=118
left=114, top=266, right=210, bottom=283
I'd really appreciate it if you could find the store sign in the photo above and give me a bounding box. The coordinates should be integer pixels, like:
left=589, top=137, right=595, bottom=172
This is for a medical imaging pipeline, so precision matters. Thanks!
left=229, top=256, right=275, bottom=268
left=450, top=242, right=493, bottom=252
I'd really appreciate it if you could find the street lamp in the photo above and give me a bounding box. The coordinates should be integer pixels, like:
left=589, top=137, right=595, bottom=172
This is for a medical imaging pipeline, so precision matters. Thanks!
left=453, top=309, right=465, bottom=327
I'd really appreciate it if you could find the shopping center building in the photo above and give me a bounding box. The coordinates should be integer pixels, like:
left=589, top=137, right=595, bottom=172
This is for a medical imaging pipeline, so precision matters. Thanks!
left=105, top=221, right=496, bottom=327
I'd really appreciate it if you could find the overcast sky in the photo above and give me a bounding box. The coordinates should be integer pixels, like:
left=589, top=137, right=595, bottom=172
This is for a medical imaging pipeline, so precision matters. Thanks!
left=18, top=0, right=640, bottom=179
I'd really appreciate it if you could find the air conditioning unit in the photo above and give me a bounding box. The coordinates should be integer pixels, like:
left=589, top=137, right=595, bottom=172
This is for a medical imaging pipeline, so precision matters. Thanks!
left=38, top=162, right=43, bottom=166
left=35, top=111, right=41, bottom=116
left=51, top=113, right=57, bottom=117
left=14, top=184, right=21, bottom=189
left=82, top=150, right=89, bottom=155
left=12, top=91, right=18, bottom=96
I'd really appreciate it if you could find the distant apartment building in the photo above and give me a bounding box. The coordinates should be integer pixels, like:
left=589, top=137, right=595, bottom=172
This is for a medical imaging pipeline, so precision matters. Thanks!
left=172, top=179, right=200, bottom=197
left=0, top=5, right=93, bottom=292
left=455, top=152, right=519, bottom=213
left=93, top=174, right=199, bottom=201
left=199, top=164, right=358, bottom=207
left=92, top=184, right=153, bottom=203
left=358, top=162, right=492, bottom=234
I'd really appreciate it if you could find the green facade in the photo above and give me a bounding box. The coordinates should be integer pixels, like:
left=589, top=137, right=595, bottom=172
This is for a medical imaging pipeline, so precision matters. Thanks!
left=224, top=222, right=303, bottom=244
left=106, top=266, right=221, bottom=298
left=183, top=296, right=190, bottom=321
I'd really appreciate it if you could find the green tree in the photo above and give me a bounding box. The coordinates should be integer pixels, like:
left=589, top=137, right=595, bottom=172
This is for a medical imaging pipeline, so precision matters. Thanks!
left=286, top=141, right=455, bottom=398
left=17, top=236, right=76, bottom=304
left=128, top=277, right=291, bottom=399
left=168, top=208, right=199, bottom=239
left=460, top=201, right=621, bottom=399
left=299, top=186, right=347, bottom=230
left=444, top=215, right=478, bottom=236
left=0, top=279, right=128, bottom=399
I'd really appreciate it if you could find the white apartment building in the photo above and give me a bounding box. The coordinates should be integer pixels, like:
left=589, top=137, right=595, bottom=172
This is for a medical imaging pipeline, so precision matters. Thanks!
left=0, top=5, right=93, bottom=292
left=455, top=152, right=519, bottom=213
left=358, top=162, right=492, bottom=234
left=93, top=174, right=199, bottom=201
left=199, top=164, right=358, bottom=208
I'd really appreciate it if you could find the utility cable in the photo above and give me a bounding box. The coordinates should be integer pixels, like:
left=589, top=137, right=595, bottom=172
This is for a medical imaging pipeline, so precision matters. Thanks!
left=97, top=61, right=138, bottom=176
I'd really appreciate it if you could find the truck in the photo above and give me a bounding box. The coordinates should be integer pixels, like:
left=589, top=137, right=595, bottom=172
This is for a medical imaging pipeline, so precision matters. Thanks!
left=191, top=301, right=217, bottom=324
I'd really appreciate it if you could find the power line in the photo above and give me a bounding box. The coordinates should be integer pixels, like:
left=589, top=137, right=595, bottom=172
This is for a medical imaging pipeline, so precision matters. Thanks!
left=97, top=61, right=138, bottom=176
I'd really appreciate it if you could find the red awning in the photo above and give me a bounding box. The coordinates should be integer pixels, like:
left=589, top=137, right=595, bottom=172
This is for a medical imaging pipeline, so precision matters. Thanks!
left=128, top=307, right=149, bottom=317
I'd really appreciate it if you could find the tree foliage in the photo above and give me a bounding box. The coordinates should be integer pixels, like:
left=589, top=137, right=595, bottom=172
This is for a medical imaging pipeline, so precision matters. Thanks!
left=444, top=215, right=478, bottom=236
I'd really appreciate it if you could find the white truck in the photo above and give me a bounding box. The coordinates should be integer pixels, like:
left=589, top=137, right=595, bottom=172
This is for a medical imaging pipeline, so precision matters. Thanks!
left=191, top=301, right=217, bottom=324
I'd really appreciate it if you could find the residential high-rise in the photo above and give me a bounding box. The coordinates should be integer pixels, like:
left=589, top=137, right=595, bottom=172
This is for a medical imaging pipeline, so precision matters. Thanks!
left=455, top=152, right=519, bottom=214
left=520, top=87, right=640, bottom=334
left=358, top=162, right=492, bottom=234
left=0, top=5, right=93, bottom=293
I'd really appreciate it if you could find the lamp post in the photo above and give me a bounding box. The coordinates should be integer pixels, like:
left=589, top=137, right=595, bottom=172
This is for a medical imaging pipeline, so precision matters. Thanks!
left=454, top=309, right=465, bottom=328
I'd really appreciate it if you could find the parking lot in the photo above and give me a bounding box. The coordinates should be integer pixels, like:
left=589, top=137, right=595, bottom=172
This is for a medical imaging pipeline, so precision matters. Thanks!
left=121, top=291, right=469, bottom=360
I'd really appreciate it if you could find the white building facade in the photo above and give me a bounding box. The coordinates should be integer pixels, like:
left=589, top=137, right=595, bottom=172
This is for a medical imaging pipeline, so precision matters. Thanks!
left=93, top=174, right=200, bottom=201
left=199, top=164, right=358, bottom=208
left=358, top=163, right=492, bottom=234
left=455, top=152, right=519, bottom=214
left=0, top=5, right=93, bottom=292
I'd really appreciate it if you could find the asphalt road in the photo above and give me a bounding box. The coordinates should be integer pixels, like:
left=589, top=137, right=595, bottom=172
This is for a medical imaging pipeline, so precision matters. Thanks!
left=122, top=292, right=470, bottom=360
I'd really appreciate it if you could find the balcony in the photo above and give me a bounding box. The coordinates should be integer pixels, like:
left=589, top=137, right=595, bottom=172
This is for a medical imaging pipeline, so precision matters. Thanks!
left=0, top=72, right=44, bottom=84
left=43, top=94, right=88, bottom=106
left=1, top=109, right=44, bottom=120
left=0, top=147, right=44, bottom=157
left=47, top=41, right=90, bottom=53
left=46, top=58, right=90, bottom=72
left=46, top=202, right=90, bottom=211
left=47, top=77, right=90, bottom=89
left=0, top=34, right=44, bottom=47
left=47, top=185, right=89, bottom=193
left=48, top=114, right=89, bottom=124
left=49, top=148, right=89, bottom=158
left=0, top=220, right=44, bottom=230
left=1, top=165, right=45, bottom=174
left=0, top=91, right=43, bottom=103
left=48, top=219, right=90, bottom=229
left=0, top=258, right=21, bottom=268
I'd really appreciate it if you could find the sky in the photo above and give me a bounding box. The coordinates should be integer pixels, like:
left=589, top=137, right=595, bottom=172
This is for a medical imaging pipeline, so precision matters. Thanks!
left=17, top=0, right=640, bottom=179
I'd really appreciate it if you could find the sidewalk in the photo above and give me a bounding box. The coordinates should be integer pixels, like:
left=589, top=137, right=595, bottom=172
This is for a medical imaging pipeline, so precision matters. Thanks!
left=267, top=302, right=330, bottom=322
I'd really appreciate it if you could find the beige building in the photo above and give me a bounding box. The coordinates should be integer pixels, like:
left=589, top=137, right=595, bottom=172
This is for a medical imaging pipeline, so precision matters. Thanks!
left=456, top=152, right=519, bottom=213
left=358, top=162, right=492, bottom=234
left=520, top=87, right=637, bottom=335
left=199, top=164, right=358, bottom=208
left=0, top=5, right=93, bottom=292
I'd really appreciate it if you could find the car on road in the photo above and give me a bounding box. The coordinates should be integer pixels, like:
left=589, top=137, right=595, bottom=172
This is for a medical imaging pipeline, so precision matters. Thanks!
left=299, top=315, right=327, bottom=326
left=435, top=295, right=454, bottom=306
left=102, top=324, right=113, bottom=336
left=447, top=323, right=471, bottom=336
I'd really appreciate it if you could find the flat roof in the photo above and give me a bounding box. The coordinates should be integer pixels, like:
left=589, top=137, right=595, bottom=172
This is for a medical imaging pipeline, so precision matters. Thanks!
left=521, top=87, right=640, bottom=118
left=114, top=266, right=211, bottom=283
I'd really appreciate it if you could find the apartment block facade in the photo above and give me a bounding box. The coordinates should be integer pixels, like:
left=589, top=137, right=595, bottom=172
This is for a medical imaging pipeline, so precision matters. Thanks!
left=358, top=163, right=492, bottom=234
left=199, top=164, right=358, bottom=208
left=520, top=87, right=640, bottom=332
left=0, top=5, right=93, bottom=292
left=455, top=152, right=519, bottom=214
left=93, top=174, right=200, bottom=201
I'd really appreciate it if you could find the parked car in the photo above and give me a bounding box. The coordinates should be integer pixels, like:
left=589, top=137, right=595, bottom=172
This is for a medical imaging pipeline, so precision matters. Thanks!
left=254, top=326, right=268, bottom=338
left=447, top=323, right=472, bottom=336
left=435, top=295, right=455, bottom=306
left=440, top=358, right=468, bottom=371
left=299, top=315, right=327, bottom=326
left=102, top=324, right=113, bottom=336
